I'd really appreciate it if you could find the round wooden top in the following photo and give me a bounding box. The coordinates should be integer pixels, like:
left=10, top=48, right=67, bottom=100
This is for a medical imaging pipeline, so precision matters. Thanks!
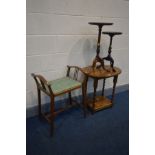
left=81, top=66, right=121, bottom=78
left=88, top=22, right=113, bottom=26
left=102, top=32, right=122, bottom=35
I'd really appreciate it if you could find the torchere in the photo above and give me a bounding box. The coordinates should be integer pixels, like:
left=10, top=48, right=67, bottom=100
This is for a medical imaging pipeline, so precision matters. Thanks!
left=88, top=22, right=113, bottom=69
left=102, top=32, right=122, bottom=72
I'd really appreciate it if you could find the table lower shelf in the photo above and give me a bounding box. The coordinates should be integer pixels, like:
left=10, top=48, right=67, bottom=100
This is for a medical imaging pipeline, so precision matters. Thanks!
left=87, top=96, right=112, bottom=112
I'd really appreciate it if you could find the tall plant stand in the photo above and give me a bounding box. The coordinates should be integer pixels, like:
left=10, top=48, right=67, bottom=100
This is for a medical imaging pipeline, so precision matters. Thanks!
left=102, top=31, right=122, bottom=71
left=88, top=22, right=113, bottom=69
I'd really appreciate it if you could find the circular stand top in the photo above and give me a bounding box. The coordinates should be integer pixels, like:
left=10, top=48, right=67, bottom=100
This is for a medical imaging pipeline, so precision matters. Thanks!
left=88, top=22, right=113, bottom=26
left=102, top=32, right=122, bottom=36
left=81, top=65, right=121, bottom=78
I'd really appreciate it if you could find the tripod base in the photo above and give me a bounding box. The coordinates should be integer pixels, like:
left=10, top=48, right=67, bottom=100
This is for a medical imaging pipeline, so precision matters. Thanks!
left=92, top=56, right=109, bottom=72
left=102, top=56, right=116, bottom=72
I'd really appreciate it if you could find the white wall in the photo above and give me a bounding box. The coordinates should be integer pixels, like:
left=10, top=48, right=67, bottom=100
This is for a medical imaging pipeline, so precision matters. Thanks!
left=26, top=0, right=129, bottom=108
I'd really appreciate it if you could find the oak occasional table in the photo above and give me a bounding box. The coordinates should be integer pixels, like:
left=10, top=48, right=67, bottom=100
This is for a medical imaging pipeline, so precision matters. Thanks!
left=81, top=65, right=121, bottom=113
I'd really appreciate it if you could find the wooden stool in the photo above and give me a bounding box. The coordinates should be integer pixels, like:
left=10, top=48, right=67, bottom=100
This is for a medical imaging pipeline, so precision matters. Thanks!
left=31, top=66, right=86, bottom=136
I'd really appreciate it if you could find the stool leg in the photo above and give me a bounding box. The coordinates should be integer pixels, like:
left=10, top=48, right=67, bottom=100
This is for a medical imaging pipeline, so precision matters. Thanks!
left=68, top=92, right=72, bottom=105
left=50, top=95, right=55, bottom=136
left=37, top=88, right=41, bottom=119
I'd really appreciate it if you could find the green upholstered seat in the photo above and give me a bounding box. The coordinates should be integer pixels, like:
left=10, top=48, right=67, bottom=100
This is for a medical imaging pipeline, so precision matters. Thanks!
left=48, top=77, right=82, bottom=95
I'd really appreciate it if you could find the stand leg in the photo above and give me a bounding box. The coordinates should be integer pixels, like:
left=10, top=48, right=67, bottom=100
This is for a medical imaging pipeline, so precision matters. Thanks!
left=111, top=75, right=118, bottom=104
left=100, top=58, right=106, bottom=70
left=110, top=57, right=115, bottom=72
left=92, top=58, right=97, bottom=69
left=82, top=75, right=88, bottom=117
left=102, top=78, right=106, bottom=96
left=93, top=78, right=98, bottom=113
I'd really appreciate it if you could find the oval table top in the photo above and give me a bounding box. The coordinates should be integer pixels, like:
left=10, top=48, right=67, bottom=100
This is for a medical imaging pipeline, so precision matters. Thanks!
left=81, top=65, right=121, bottom=78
